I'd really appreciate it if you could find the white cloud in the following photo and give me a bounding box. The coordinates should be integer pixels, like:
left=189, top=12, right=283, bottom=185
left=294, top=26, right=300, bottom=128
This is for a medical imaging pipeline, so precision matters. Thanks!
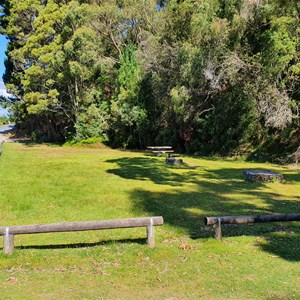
left=0, top=88, right=11, bottom=98
left=0, top=82, right=10, bottom=116
left=0, top=81, right=13, bottom=99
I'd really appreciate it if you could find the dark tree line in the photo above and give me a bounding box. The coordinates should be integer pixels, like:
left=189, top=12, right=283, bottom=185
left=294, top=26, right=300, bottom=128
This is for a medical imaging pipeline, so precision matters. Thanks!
left=1, top=0, right=299, bottom=158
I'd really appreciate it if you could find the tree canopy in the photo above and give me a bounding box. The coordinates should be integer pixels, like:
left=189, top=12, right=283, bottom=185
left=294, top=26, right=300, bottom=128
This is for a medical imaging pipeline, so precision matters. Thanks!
left=1, top=0, right=299, bottom=157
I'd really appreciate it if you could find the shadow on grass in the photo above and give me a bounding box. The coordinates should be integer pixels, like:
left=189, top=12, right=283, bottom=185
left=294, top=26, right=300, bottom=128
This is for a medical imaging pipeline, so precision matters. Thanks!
left=259, top=233, right=300, bottom=262
left=107, top=157, right=199, bottom=186
left=12, top=238, right=146, bottom=251
left=106, top=156, right=300, bottom=261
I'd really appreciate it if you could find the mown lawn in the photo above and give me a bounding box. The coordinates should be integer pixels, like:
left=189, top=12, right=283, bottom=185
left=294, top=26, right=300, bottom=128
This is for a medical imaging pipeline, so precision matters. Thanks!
left=0, top=142, right=299, bottom=299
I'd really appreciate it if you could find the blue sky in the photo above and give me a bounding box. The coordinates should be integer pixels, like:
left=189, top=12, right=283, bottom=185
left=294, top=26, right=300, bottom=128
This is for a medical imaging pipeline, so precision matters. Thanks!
left=0, top=34, right=8, bottom=116
left=0, top=34, right=7, bottom=81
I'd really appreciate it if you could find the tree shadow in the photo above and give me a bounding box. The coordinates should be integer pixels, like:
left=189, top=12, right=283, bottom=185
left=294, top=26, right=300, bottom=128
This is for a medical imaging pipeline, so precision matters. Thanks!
left=258, top=233, right=300, bottom=262
left=106, top=156, right=300, bottom=261
left=106, top=157, right=199, bottom=186
left=281, top=170, right=300, bottom=183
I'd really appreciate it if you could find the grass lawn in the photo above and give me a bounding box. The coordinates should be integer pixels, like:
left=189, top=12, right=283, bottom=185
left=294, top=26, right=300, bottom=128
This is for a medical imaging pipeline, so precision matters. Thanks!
left=0, top=142, right=299, bottom=299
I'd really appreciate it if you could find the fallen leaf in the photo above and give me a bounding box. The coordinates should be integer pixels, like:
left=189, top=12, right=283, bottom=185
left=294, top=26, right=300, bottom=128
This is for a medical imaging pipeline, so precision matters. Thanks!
left=5, top=277, right=18, bottom=285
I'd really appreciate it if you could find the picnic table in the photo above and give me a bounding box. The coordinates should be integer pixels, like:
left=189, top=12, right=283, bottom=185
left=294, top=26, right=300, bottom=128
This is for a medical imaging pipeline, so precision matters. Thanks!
left=146, top=146, right=174, bottom=158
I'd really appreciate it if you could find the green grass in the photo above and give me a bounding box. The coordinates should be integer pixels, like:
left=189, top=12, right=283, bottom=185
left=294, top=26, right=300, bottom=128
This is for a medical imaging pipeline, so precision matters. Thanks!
left=0, top=142, right=299, bottom=299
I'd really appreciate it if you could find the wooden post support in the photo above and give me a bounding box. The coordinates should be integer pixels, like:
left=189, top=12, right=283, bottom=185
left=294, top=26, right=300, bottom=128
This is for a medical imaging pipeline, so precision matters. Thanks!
left=3, top=227, right=14, bottom=255
left=146, top=218, right=155, bottom=248
left=213, top=218, right=222, bottom=241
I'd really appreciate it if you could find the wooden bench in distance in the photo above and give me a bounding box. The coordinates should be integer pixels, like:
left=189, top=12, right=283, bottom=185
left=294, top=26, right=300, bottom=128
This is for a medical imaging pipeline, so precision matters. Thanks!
left=0, top=216, right=164, bottom=255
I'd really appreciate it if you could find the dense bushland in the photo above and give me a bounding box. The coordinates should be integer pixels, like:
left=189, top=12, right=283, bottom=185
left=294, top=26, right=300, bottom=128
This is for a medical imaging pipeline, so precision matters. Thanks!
left=0, top=0, right=299, bottom=156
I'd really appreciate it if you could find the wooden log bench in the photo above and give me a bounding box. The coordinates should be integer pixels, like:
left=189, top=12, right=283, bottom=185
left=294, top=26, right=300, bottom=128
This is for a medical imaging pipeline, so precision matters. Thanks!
left=146, top=146, right=174, bottom=158
left=204, top=213, right=300, bottom=240
left=0, top=216, right=164, bottom=255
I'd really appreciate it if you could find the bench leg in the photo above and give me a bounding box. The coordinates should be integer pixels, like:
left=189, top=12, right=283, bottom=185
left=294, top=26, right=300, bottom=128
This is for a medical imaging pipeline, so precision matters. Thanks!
left=3, top=233, right=15, bottom=255
left=146, top=221, right=155, bottom=248
left=213, top=218, right=222, bottom=241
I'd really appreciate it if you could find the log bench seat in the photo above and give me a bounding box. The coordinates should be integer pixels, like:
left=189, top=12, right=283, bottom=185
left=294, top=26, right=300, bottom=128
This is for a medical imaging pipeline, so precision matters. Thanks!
left=0, top=216, right=164, bottom=255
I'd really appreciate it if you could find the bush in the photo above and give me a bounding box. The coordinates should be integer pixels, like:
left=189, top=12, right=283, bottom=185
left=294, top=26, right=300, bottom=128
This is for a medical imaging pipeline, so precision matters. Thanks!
left=0, top=116, right=9, bottom=125
left=64, top=137, right=107, bottom=148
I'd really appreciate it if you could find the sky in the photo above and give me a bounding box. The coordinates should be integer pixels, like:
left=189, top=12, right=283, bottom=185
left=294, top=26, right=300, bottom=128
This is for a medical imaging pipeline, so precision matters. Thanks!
left=0, top=34, right=6, bottom=76
left=0, top=34, right=9, bottom=116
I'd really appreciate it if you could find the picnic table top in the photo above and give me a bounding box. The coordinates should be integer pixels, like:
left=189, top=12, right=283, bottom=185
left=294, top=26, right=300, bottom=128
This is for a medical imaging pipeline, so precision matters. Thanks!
left=146, top=146, right=173, bottom=150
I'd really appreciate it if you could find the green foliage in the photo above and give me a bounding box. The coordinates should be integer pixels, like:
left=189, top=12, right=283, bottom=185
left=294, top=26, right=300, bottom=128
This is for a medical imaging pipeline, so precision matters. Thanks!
left=117, top=45, right=141, bottom=104
left=1, top=0, right=299, bottom=155
left=64, top=136, right=106, bottom=147
left=74, top=103, right=109, bottom=141
left=189, top=87, right=259, bottom=155
left=109, top=44, right=147, bottom=148
left=0, top=115, right=9, bottom=125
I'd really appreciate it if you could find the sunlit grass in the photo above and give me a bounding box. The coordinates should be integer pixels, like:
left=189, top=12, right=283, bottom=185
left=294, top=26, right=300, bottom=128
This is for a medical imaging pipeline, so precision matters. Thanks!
left=0, top=142, right=299, bottom=299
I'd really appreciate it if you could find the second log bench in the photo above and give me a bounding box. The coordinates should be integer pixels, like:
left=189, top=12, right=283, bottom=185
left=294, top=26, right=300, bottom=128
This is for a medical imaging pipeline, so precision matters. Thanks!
left=0, top=216, right=164, bottom=255
left=205, top=213, right=300, bottom=240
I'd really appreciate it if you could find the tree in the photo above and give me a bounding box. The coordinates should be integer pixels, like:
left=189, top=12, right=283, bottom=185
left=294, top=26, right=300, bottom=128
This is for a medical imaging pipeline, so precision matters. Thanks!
left=0, top=0, right=298, bottom=156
